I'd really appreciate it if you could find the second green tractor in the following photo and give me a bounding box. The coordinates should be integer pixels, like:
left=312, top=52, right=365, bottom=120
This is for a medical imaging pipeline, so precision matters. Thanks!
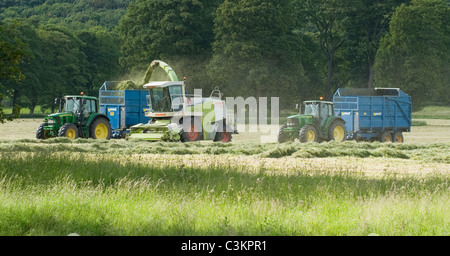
left=278, top=100, right=346, bottom=143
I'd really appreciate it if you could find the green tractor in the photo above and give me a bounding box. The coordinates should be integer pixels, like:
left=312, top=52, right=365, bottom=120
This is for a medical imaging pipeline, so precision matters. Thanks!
left=278, top=100, right=347, bottom=143
left=127, top=60, right=235, bottom=142
left=36, top=94, right=112, bottom=140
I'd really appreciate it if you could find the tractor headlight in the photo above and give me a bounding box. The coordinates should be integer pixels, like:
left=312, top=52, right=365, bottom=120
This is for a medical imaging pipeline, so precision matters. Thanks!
left=47, top=119, right=55, bottom=125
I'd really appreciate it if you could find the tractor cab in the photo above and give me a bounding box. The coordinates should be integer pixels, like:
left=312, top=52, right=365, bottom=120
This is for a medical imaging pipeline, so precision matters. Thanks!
left=302, top=100, right=334, bottom=127
left=144, top=81, right=186, bottom=118
left=58, top=96, right=98, bottom=123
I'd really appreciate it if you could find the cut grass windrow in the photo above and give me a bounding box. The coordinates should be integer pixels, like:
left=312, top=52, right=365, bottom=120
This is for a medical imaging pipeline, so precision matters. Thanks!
left=0, top=139, right=449, bottom=163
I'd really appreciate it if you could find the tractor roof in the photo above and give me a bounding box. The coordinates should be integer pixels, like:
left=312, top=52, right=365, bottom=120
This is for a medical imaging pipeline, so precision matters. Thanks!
left=64, top=95, right=97, bottom=100
left=143, top=81, right=184, bottom=89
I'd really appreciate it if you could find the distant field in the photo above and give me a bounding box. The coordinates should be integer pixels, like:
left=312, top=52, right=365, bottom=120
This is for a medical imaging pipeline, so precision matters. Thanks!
left=413, top=106, right=450, bottom=119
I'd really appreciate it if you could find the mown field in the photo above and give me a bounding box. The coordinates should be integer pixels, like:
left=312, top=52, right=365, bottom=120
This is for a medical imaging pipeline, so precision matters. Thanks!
left=0, top=118, right=449, bottom=236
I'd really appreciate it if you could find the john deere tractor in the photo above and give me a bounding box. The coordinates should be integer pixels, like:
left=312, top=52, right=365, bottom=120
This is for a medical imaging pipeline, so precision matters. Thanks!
left=278, top=100, right=346, bottom=143
left=36, top=94, right=112, bottom=140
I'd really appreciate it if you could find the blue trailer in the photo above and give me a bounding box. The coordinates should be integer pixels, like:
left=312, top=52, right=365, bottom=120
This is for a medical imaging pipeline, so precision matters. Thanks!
left=99, top=81, right=150, bottom=138
left=333, top=88, right=412, bottom=142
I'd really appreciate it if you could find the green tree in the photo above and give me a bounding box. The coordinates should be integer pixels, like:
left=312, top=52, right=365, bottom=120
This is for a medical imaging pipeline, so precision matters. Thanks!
left=209, top=0, right=307, bottom=107
left=2, top=21, right=45, bottom=114
left=77, top=28, right=122, bottom=96
left=296, top=0, right=347, bottom=100
left=0, top=21, right=27, bottom=121
left=342, top=0, right=406, bottom=89
left=375, top=0, right=450, bottom=110
left=118, top=0, right=220, bottom=71
left=36, top=25, right=88, bottom=111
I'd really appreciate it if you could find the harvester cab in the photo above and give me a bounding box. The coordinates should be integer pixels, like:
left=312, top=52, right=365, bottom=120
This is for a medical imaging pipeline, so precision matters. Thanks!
left=36, top=95, right=112, bottom=140
left=278, top=100, right=346, bottom=143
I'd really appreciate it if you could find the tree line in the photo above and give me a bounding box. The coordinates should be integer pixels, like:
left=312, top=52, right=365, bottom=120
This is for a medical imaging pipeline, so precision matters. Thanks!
left=1, top=0, right=449, bottom=122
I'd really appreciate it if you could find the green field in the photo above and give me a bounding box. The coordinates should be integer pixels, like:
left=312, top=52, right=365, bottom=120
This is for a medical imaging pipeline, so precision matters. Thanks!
left=0, top=138, right=449, bottom=236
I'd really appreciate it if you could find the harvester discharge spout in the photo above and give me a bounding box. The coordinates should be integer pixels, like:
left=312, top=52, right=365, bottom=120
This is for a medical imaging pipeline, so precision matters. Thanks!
left=143, top=60, right=179, bottom=84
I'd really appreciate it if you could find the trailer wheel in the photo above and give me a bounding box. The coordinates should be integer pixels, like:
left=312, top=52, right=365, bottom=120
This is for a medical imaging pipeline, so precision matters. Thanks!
left=328, top=120, right=347, bottom=142
left=58, top=123, right=79, bottom=140
left=393, top=132, right=404, bottom=143
left=36, top=123, right=52, bottom=139
left=90, top=117, right=112, bottom=140
left=299, top=124, right=318, bottom=143
left=380, top=131, right=393, bottom=142
left=278, top=125, right=287, bottom=143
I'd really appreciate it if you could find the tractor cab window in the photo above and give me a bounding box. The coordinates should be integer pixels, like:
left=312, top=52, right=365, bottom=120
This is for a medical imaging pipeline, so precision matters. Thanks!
left=319, top=103, right=333, bottom=127
left=304, top=102, right=319, bottom=117
left=320, top=103, right=333, bottom=119
left=63, top=98, right=81, bottom=114
left=82, top=99, right=97, bottom=117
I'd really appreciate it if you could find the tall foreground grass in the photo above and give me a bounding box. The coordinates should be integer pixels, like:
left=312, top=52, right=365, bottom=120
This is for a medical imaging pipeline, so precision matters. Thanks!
left=0, top=150, right=448, bottom=236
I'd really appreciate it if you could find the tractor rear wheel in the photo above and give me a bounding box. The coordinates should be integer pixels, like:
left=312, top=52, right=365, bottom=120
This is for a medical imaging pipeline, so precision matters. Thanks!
left=90, top=117, right=112, bottom=140
left=58, top=123, right=79, bottom=140
left=299, top=124, right=318, bottom=143
left=328, top=120, right=347, bottom=142
left=36, top=123, right=52, bottom=139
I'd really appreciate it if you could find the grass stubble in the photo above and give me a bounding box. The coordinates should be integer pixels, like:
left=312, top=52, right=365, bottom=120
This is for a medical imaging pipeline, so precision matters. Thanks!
left=0, top=139, right=448, bottom=236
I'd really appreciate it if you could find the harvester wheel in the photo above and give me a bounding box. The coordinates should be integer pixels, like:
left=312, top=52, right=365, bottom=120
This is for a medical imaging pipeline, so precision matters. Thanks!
left=36, top=123, right=51, bottom=139
left=380, top=131, right=393, bottom=142
left=328, top=120, right=347, bottom=142
left=90, top=117, right=112, bottom=140
left=277, top=125, right=287, bottom=143
left=214, top=131, right=232, bottom=143
left=58, top=123, right=79, bottom=140
left=299, top=124, right=318, bottom=143
left=393, top=132, right=404, bottom=143
left=181, top=119, right=202, bottom=142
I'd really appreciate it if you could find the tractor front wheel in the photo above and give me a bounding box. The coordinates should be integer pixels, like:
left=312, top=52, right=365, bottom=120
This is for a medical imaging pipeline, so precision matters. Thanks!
left=36, top=123, right=52, bottom=139
left=299, top=125, right=318, bottom=143
left=90, top=117, right=112, bottom=140
left=58, top=123, right=79, bottom=140
left=278, top=125, right=287, bottom=143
